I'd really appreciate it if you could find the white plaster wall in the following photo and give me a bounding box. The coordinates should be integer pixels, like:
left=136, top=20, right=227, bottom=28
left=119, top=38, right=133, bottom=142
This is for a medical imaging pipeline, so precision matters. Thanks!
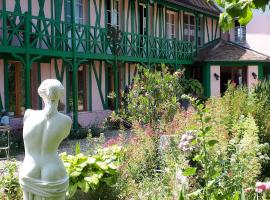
left=0, top=60, right=5, bottom=108
left=247, top=65, right=259, bottom=88
left=210, top=65, right=220, bottom=96
left=91, top=61, right=105, bottom=111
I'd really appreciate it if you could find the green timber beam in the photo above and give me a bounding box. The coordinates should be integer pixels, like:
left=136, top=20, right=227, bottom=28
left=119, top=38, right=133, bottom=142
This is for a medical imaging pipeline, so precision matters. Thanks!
left=203, top=63, right=211, bottom=97
left=195, top=13, right=198, bottom=55
left=208, top=61, right=269, bottom=66
left=37, top=62, right=42, bottom=109
left=71, top=0, right=78, bottom=129
left=114, top=61, right=119, bottom=111
left=202, top=15, right=205, bottom=46
left=25, top=12, right=31, bottom=109
left=88, top=63, right=92, bottom=112
left=155, top=0, right=219, bottom=19
left=4, top=59, right=9, bottom=111
left=0, top=93, right=3, bottom=111
left=258, top=63, right=264, bottom=80
left=105, top=63, right=109, bottom=109
left=72, top=62, right=79, bottom=129
left=14, top=0, right=22, bottom=13
left=54, top=59, right=65, bottom=83
left=147, top=0, right=150, bottom=65
left=65, top=65, right=70, bottom=113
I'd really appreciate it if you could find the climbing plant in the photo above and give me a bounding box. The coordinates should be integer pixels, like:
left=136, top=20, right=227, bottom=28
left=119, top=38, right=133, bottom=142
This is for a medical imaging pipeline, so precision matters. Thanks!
left=210, top=0, right=270, bottom=30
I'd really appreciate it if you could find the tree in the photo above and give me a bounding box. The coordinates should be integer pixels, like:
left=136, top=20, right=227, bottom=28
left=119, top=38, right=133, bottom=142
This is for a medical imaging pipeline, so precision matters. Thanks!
left=209, top=0, right=270, bottom=30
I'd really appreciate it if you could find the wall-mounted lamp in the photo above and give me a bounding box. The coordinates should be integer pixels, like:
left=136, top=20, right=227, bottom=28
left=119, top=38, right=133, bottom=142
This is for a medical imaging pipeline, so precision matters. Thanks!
left=252, top=72, right=257, bottom=80
left=214, top=73, right=220, bottom=80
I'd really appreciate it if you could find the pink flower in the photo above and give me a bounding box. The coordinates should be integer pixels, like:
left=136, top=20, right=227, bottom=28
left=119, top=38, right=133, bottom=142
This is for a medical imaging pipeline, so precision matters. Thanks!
left=255, top=182, right=270, bottom=193
left=244, top=188, right=253, bottom=193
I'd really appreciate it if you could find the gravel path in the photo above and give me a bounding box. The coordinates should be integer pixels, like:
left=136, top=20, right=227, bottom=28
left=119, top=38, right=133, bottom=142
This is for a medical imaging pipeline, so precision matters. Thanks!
left=0, top=130, right=121, bottom=173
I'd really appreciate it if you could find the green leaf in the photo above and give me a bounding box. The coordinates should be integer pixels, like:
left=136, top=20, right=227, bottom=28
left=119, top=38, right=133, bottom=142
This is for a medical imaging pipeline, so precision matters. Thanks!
left=178, top=188, right=186, bottom=200
left=232, top=191, right=240, bottom=200
left=75, top=142, right=81, bottom=155
left=241, top=188, right=246, bottom=200
left=77, top=180, right=90, bottom=193
left=102, top=177, right=116, bottom=186
left=238, top=6, right=253, bottom=26
left=193, top=154, right=203, bottom=161
left=85, top=175, right=100, bottom=185
left=70, top=171, right=81, bottom=177
left=68, top=183, right=78, bottom=198
left=183, top=167, right=197, bottom=176
left=226, top=2, right=242, bottom=17
left=208, top=140, right=219, bottom=147
left=87, top=157, right=96, bottom=164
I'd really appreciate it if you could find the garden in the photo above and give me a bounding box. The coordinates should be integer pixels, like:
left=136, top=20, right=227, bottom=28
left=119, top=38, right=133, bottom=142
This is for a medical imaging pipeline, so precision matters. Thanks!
left=2, top=65, right=270, bottom=199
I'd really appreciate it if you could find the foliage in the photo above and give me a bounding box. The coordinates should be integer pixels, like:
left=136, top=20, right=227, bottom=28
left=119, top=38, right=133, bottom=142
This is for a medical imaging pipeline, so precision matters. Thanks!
left=115, top=124, right=187, bottom=200
left=253, top=80, right=270, bottom=177
left=177, top=75, right=204, bottom=98
left=210, top=0, right=270, bottom=31
left=60, top=145, right=123, bottom=198
left=120, top=65, right=182, bottom=129
left=0, top=160, right=22, bottom=200
left=178, top=97, right=263, bottom=200
left=69, top=127, right=89, bottom=139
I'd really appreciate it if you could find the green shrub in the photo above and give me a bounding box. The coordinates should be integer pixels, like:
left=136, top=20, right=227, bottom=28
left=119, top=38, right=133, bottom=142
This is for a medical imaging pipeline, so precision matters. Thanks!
left=120, top=65, right=182, bottom=129
left=60, top=145, right=123, bottom=198
left=179, top=95, right=263, bottom=200
left=0, top=160, right=22, bottom=200
left=253, top=80, right=270, bottom=177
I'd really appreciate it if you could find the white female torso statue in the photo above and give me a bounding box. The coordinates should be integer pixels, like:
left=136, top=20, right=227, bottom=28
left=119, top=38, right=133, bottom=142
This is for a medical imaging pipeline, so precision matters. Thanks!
left=19, top=79, right=72, bottom=200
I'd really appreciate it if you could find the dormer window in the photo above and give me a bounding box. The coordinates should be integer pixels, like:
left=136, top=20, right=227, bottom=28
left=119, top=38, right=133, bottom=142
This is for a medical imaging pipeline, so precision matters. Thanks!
left=235, top=20, right=246, bottom=43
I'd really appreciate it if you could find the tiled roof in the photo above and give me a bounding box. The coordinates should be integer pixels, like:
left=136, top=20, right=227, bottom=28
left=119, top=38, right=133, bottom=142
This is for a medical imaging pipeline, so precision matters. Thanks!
left=166, top=0, right=221, bottom=16
left=196, top=40, right=270, bottom=62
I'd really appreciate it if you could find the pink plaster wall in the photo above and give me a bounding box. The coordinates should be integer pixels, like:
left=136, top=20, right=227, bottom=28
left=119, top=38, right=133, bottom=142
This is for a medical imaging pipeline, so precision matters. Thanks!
left=210, top=65, right=220, bottom=96
left=40, top=60, right=67, bottom=110
left=90, top=0, right=105, bottom=27
left=77, top=110, right=112, bottom=128
left=5, top=0, right=28, bottom=13
left=0, top=60, right=5, bottom=108
left=204, top=17, right=214, bottom=43
left=91, top=61, right=105, bottom=111
left=244, top=14, right=270, bottom=56
left=247, top=65, right=258, bottom=88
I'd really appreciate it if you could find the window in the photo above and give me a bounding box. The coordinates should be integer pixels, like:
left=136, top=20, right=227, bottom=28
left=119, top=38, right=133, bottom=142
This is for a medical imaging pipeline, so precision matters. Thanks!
left=65, top=0, right=84, bottom=24
left=234, top=20, right=246, bottom=43
left=8, top=62, right=25, bottom=117
left=78, top=65, right=87, bottom=111
left=198, top=16, right=203, bottom=47
left=107, top=0, right=119, bottom=28
left=166, top=11, right=176, bottom=39
left=139, top=4, right=147, bottom=35
left=183, top=14, right=195, bottom=43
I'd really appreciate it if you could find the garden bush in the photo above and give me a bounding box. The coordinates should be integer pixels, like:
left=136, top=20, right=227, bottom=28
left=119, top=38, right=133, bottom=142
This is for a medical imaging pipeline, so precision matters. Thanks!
left=60, top=144, right=123, bottom=199
left=0, top=160, right=22, bottom=200
left=120, top=65, right=183, bottom=129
